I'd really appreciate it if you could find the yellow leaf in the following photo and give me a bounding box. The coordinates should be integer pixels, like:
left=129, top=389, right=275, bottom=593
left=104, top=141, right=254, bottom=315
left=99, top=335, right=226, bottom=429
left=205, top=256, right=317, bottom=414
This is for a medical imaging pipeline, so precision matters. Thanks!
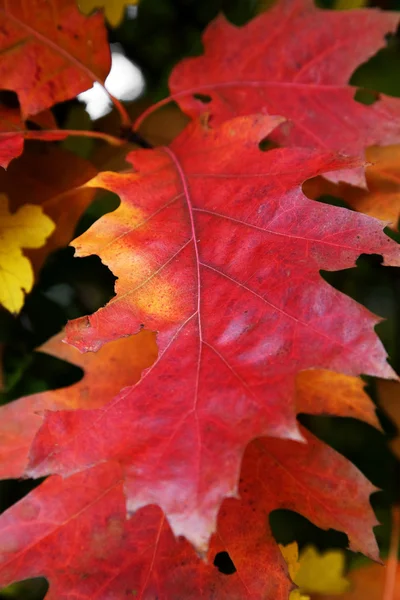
left=334, top=0, right=367, bottom=8
left=279, top=543, right=310, bottom=600
left=280, top=542, right=350, bottom=598
left=77, top=0, right=138, bottom=27
left=296, top=546, right=350, bottom=595
left=0, top=194, right=54, bottom=314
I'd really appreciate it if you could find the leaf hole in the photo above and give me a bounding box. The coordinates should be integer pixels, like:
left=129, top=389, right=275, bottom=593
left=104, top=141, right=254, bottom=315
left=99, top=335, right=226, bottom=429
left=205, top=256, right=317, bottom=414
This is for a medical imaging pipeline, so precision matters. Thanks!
left=0, top=90, right=19, bottom=109
left=0, top=478, right=47, bottom=515
left=213, top=551, right=236, bottom=575
left=258, top=137, right=280, bottom=152
left=353, top=88, right=380, bottom=106
left=193, top=93, right=211, bottom=104
left=0, top=576, right=48, bottom=599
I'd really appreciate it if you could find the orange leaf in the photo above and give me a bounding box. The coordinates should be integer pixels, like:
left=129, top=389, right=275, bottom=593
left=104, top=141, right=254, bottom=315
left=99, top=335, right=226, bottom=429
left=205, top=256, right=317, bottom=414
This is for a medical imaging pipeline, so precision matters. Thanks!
left=316, top=561, right=400, bottom=600
left=304, top=145, right=400, bottom=231
left=296, top=370, right=381, bottom=430
left=0, top=328, right=157, bottom=479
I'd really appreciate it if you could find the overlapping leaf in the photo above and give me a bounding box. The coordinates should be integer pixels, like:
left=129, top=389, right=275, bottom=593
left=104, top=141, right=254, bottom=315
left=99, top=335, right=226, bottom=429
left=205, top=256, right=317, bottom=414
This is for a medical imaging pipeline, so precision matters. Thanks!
left=0, top=106, right=63, bottom=169
left=169, top=0, right=400, bottom=185
left=0, top=144, right=97, bottom=273
left=0, top=326, right=381, bottom=596
left=0, top=328, right=157, bottom=478
left=305, top=145, right=400, bottom=230
left=0, top=0, right=111, bottom=166
left=0, top=107, right=25, bottom=168
left=0, top=427, right=379, bottom=599
left=281, top=542, right=350, bottom=599
left=0, top=0, right=110, bottom=119
left=295, top=370, right=380, bottom=429
left=25, top=115, right=399, bottom=552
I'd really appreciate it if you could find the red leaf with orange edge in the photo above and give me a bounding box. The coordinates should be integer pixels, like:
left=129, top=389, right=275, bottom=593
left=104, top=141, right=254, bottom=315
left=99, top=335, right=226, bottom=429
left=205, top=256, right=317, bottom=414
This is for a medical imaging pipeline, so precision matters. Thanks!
left=169, top=0, right=400, bottom=186
left=0, top=328, right=157, bottom=479
left=25, top=115, right=398, bottom=553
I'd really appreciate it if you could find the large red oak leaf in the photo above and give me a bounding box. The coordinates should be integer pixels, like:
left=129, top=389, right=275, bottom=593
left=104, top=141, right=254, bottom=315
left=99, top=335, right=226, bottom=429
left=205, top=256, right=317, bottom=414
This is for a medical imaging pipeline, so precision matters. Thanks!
left=168, top=0, right=400, bottom=185
left=0, top=0, right=110, bottom=118
left=0, top=429, right=378, bottom=599
left=26, top=115, right=399, bottom=552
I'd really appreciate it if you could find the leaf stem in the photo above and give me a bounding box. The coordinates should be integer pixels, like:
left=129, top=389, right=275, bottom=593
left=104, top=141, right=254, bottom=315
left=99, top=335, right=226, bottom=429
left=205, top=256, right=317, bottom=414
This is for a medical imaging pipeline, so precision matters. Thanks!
left=108, top=93, right=132, bottom=129
left=18, top=128, right=126, bottom=147
left=134, top=96, right=176, bottom=131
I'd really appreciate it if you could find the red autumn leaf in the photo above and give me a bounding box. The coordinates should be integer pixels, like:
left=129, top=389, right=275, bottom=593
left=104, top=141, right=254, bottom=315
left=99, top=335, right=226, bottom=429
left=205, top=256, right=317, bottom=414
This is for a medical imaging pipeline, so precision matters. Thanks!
left=0, top=428, right=378, bottom=599
left=168, top=0, right=400, bottom=185
left=26, top=115, right=398, bottom=552
left=0, top=340, right=379, bottom=595
left=0, top=331, right=377, bottom=488
left=0, top=107, right=24, bottom=167
left=0, top=0, right=110, bottom=119
left=0, top=328, right=157, bottom=479
left=0, top=106, right=68, bottom=168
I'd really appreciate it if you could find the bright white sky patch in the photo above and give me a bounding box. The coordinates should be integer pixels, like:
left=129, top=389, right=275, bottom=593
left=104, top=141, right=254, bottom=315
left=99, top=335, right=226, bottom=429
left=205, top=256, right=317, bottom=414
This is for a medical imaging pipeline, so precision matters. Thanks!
left=78, top=47, right=145, bottom=120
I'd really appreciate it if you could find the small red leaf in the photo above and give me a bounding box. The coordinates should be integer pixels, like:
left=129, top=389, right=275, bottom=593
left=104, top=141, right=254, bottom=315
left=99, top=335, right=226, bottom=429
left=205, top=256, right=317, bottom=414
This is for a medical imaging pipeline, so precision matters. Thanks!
left=169, top=0, right=400, bottom=185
